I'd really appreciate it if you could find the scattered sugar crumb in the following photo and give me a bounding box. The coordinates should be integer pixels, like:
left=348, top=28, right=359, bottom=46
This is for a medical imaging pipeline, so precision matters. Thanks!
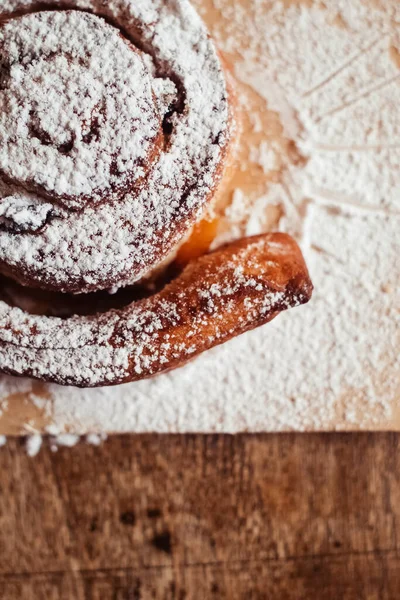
left=26, top=434, right=42, bottom=457
left=45, top=424, right=61, bottom=436
left=86, top=433, right=107, bottom=446
left=52, top=434, right=80, bottom=448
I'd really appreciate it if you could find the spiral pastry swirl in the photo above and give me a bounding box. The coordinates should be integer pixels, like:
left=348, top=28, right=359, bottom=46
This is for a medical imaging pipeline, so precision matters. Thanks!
left=0, top=0, right=313, bottom=387
left=0, top=0, right=231, bottom=293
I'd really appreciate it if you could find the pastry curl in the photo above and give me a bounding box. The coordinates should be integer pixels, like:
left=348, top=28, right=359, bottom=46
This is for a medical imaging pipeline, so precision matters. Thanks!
left=0, top=233, right=313, bottom=387
left=0, top=1, right=313, bottom=387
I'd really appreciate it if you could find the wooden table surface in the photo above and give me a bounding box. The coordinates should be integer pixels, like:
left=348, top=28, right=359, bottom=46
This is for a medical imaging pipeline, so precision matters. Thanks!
left=1, top=433, right=400, bottom=599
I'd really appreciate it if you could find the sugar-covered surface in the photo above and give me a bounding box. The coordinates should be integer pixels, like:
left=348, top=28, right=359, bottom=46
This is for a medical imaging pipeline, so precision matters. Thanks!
left=0, top=0, right=399, bottom=434
left=0, top=11, right=161, bottom=208
left=0, top=233, right=312, bottom=387
left=0, top=0, right=230, bottom=293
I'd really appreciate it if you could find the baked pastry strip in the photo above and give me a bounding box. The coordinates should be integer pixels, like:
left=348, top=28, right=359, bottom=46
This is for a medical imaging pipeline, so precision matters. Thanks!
left=0, top=233, right=313, bottom=387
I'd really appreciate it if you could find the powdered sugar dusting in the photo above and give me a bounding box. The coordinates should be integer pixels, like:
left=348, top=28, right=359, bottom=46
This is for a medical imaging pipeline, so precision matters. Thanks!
left=0, top=233, right=311, bottom=386
left=0, top=0, right=399, bottom=434
left=26, top=433, right=42, bottom=456
left=0, top=11, right=160, bottom=207
left=0, top=0, right=230, bottom=293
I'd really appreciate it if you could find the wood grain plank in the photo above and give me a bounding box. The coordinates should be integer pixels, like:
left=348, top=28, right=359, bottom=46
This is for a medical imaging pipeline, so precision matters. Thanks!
left=1, top=552, right=400, bottom=600
left=0, top=439, right=73, bottom=574
left=1, top=433, right=400, bottom=578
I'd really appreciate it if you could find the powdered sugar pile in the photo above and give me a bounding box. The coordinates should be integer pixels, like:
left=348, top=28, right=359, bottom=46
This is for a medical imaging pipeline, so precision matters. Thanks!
left=0, top=0, right=399, bottom=434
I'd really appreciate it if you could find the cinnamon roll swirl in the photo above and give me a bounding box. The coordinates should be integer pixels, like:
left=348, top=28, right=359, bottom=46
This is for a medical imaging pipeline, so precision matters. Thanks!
left=0, top=0, right=313, bottom=387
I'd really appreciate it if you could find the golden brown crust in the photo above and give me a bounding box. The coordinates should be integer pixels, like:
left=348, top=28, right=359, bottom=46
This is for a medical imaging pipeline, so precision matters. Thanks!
left=122, top=233, right=313, bottom=383
left=0, top=233, right=313, bottom=387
